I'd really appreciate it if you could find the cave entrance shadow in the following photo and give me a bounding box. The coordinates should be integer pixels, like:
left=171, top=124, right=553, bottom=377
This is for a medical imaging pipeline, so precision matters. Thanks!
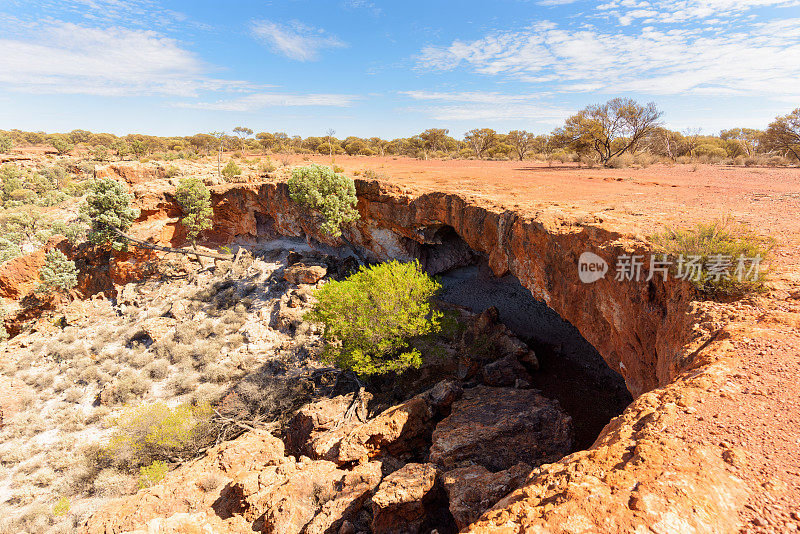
left=425, top=229, right=633, bottom=451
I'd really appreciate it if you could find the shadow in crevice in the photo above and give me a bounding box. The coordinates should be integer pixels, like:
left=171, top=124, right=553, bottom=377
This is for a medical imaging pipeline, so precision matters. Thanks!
left=436, top=259, right=633, bottom=451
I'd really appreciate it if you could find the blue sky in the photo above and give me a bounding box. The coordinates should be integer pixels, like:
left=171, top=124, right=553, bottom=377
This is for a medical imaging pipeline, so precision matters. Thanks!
left=0, top=0, right=798, bottom=138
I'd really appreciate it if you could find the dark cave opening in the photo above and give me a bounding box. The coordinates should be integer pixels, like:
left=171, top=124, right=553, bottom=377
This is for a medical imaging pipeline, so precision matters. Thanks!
left=418, top=226, right=633, bottom=451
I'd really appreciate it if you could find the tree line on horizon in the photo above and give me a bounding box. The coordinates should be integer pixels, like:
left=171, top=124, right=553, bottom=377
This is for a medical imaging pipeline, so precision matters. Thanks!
left=1, top=100, right=798, bottom=167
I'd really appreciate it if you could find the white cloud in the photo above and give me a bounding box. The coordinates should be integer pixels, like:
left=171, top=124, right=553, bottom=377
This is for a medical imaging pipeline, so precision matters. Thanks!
left=0, top=22, right=248, bottom=96
left=15, top=0, right=194, bottom=29
left=597, top=0, right=800, bottom=24
left=177, top=93, right=360, bottom=112
left=250, top=20, right=347, bottom=61
left=401, top=90, right=570, bottom=122
left=417, top=19, right=800, bottom=99
left=537, top=0, right=580, bottom=5
left=342, top=0, right=383, bottom=16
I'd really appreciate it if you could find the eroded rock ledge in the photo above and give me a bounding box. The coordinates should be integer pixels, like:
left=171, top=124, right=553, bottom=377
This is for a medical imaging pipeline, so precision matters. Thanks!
left=192, top=178, right=710, bottom=396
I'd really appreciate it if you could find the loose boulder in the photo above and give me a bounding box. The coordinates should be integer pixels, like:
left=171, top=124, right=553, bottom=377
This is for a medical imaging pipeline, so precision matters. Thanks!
left=442, top=462, right=532, bottom=530
left=429, top=385, right=573, bottom=472
left=370, top=463, right=441, bottom=534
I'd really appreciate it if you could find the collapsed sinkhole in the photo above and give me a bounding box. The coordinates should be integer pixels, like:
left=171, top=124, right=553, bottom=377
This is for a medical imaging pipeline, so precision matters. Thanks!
left=414, top=225, right=633, bottom=451
left=254, top=217, right=633, bottom=452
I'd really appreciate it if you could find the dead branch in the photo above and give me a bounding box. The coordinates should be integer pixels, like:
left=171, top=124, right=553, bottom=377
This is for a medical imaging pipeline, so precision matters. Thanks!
left=110, top=226, right=234, bottom=261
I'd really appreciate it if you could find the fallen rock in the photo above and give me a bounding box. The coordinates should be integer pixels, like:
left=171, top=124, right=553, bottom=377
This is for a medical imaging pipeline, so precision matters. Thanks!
left=284, top=262, right=327, bottom=285
left=337, top=395, right=433, bottom=463
left=82, top=430, right=285, bottom=533
left=370, top=463, right=440, bottom=534
left=457, top=307, right=538, bottom=380
left=238, top=458, right=383, bottom=534
left=481, top=355, right=531, bottom=387
left=429, top=386, right=573, bottom=472
left=422, top=379, right=463, bottom=417
left=442, top=462, right=531, bottom=530
left=283, top=392, right=371, bottom=459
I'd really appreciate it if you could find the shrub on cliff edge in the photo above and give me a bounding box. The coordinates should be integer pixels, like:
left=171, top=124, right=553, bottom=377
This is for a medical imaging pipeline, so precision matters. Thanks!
left=81, top=178, right=140, bottom=250
left=288, top=164, right=359, bottom=237
left=651, top=218, right=773, bottom=297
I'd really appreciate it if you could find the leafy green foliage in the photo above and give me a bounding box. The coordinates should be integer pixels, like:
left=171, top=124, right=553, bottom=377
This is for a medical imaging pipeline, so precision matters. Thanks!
left=0, top=305, right=8, bottom=341
left=38, top=249, right=78, bottom=293
left=307, top=260, right=442, bottom=376
left=52, top=497, right=70, bottom=517
left=104, top=402, right=214, bottom=470
left=137, top=461, right=169, bottom=489
left=553, top=98, right=662, bottom=165
left=81, top=179, right=140, bottom=250
left=221, top=160, right=242, bottom=180
left=288, top=164, right=359, bottom=237
left=0, top=135, right=12, bottom=153
left=651, top=218, right=774, bottom=297
left=50, top=137, right=73, bottom=156
left=174, top=177, right=212, bottom=243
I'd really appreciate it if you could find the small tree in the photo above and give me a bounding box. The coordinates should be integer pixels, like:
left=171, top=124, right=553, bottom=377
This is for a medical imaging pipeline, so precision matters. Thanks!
left=175, top=177, right=213, bottom=246
left=232, top=126, right=253, bottom=152
left=221, top=160, right=242, bottom=181
left=763, top=108, right=800, bottom=164
left=38, top=249, right=78, bottom=295
left=326, top=129, right=336, bottom=161
left=288, top=164, right=359, bottom=237
left=0, top=135, right=12, bottom=153
left=50, top=137, right=73, bottom=156
left=464, top=128, right=497, bottom=159
left=81, top=179, right=140, bottom=250
left=506, top=130, right=537, bottom=160
left=554, top=98, right=662, bottom=165
left=307, top=260, right=442, bottom=377
left=210, top=131, right=226, bottom=177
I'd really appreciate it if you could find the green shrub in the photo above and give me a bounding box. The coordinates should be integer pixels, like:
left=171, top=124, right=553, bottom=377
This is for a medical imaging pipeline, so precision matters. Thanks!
left=307, top=260, right=442, bottom=376
left=52, top=497, right=70, bottom=517
left=81, top=178, right=140, bottom=250
left=175, top=176, right=212, bottom=244
left=104, top=402, right=214, bottom=470
left=50, top=137, right=73, bottom=156
left=221, top=161, right=242, bottom=180
left=287, top=164, right=359, bottom=237
left=38, top=249, right=78, bottom=293
left=259, top=160, right=277, bottom=174
left=0, top=135, right=12, bottom=153
left=137, top=460, right=169, bottom=489
left=164, top=165, right=180, bottom=179
left=651, top=218, right=774, bottom=297
left=0, top=238, right=21, bottom=262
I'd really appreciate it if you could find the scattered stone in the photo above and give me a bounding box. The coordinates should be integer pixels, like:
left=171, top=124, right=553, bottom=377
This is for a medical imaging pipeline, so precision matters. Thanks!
left=337, top=395, right=433, bottom=464
left=284, top=392, right=371, bottom=459
left=370, top=463, right=439, bottom=534
left=481, top=355, right=531, bottom=387
left=429, top=385, right=573, bottom=472
left=284, top=262, right=327, bottom=285
left=442, top=462, right=531, bottom=530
